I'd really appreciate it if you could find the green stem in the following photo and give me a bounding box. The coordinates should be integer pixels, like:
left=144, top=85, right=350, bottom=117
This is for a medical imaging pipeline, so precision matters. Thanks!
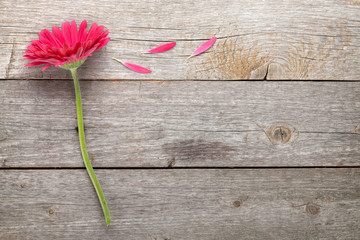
left=71, top=68, right=111, bottom=226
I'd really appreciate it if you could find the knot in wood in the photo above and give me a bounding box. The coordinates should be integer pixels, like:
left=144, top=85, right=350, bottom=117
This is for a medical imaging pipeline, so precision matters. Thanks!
left=48, top=208, right=55, bottom=215
left=306, top=203, right=320, bottom=215
left=266, top=126, right=291, bottom=144
left=233, top=199, right=243, bottom=208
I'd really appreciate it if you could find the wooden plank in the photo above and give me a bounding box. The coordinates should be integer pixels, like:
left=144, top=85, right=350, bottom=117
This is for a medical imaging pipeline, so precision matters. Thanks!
left=1, top=80, right=359, bottom=168
left=0, top=169, right=359, bottom=239
left=1, top=0, right=360, bottom=80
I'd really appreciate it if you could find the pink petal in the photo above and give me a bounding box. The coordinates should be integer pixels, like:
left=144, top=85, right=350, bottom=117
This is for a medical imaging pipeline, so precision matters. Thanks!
left=70, top=20, right=78, bottom=46
left=96, top=25, right=105, bottom=37
left=24, top=61, right=49, bottom=67
left=96, top=37, right=111, bottom=50
left=38, top=29, right=52, bottom=46
left=113, top=58, right=151, bottom=73
left=147, top=42, right=176, bottom=53
left=61, top=21, right=72, bottom=47
left=52, top=26, right=65, bottom=45
left=84, top=43, right=100, bottom=55
left=47, top=30, right=63, bottom=48
left=31, top=40, right=47, bottom=52
left=100, top=29, right=110, bottom=39
left=23, top=55, right=33, bottom=59
left=78, top=20, right=87, bottom=42
left=86, top=22, right=98, bottom=41
left=42, top=64, right=52, bottom=71
left=40, top=29, right=62, bottom=48
left=75, top=46, right=84, bottom=59
left=189, top=37, right=217, bottom=58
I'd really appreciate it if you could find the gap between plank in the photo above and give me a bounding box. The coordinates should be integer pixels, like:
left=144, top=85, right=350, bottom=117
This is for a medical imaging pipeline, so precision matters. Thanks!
left=0, top=166, right=359, bottom=170
left=0, top=79, right=360, bottom=82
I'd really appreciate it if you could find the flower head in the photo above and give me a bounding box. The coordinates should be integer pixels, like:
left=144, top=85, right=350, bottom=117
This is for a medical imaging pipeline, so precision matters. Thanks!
left=24, top=20, right=110, bottom=71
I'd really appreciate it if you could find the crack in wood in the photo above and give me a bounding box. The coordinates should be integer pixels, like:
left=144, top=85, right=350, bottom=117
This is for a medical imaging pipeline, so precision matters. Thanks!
left=5, top=39, right=15, bottom=79
left=263, top=64, right=269, bottom=80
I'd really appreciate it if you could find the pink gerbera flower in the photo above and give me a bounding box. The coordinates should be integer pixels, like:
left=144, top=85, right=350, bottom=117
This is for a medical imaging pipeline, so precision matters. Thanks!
left=24, top=20, right=110, bottom=71
left=23, top=20, right=111, bottom=227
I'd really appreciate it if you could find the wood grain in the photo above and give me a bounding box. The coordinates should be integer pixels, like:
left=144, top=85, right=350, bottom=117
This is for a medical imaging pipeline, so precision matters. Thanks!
left=1, top=80, right=359, bottom=168
left=1, top=0, right=360, bottom=80
left=0, top=169, right=359, bottom=240
left=1, top=1, right=359, bottom=239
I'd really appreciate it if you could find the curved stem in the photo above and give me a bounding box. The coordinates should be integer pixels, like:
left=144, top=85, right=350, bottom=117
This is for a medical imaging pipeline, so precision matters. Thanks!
left=71, top=68, right=111, bottom=226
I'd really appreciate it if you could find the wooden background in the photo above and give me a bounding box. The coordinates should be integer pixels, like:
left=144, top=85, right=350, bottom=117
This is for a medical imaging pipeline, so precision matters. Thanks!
left=1, top=0, right=359, bottom=239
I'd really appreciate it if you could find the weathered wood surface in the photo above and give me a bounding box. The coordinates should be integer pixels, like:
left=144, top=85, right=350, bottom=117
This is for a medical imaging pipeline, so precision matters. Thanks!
left=1, top=0, right=360, bottom=238
left=1, top=80, right=359, bottom=168
left=1, top=0, right=360, bottom=80
left=0, top=169, right=359, bottom=240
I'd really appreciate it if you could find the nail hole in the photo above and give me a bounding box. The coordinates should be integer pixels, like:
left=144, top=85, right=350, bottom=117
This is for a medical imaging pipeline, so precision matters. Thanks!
left=233, top=199, right=243, bottom=208
left=48, top=208, right=55, bottom=215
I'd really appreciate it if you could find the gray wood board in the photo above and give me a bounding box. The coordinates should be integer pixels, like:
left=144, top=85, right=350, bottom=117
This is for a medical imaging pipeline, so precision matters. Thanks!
left=0, top=169, right=359, bottom=240
left=1, top=80, right=359, bottom=168
left=1, top=0, right=360, bottom=80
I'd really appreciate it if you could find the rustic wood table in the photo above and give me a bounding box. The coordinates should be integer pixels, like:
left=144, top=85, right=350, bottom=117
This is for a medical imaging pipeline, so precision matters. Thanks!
left=1, top=0, right=360, bottom=239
